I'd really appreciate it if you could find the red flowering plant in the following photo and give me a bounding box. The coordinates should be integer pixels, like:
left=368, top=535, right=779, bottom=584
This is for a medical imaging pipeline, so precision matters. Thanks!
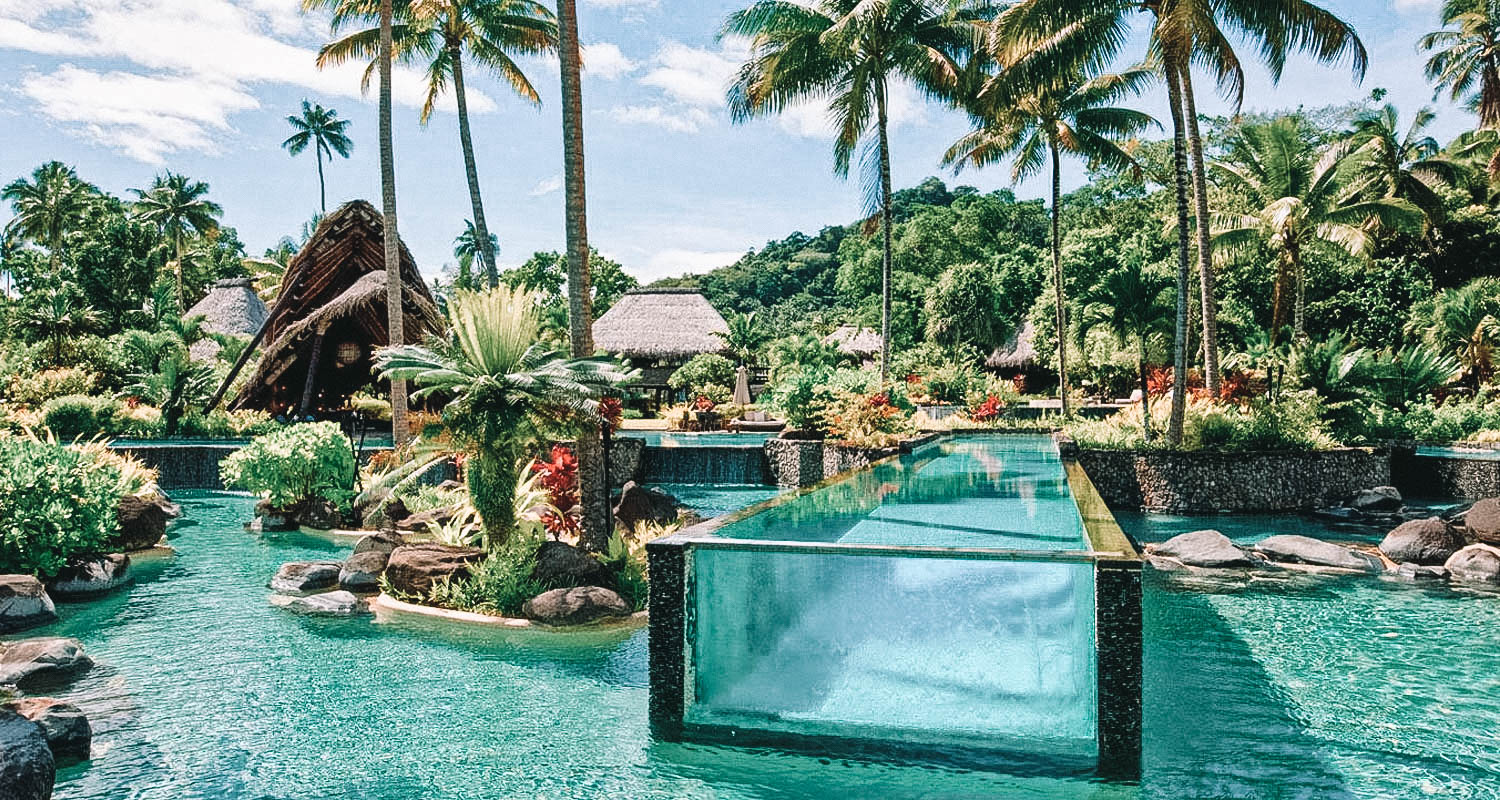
left=820, top=390, right=914, bottom=448
left=529, top=444, right=580, bottom=538
left=598, top=396, right=624, bottom=434
left=969, top=394, right=1004, bottom=423
left=693, top=394, right=717, bottom=412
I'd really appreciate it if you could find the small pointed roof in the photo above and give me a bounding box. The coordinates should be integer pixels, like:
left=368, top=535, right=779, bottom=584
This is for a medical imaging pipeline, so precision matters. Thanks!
left=186, top=277, right=268, bottom=338
left=824, top=325, right=883, bottom=358
left=987, top=320, right=1038, bottom=370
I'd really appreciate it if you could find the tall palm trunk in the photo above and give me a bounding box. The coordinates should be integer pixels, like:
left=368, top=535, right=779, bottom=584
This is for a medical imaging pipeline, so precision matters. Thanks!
left=1177, top=64, right=1221, bottom=395
left=1049, top=139, right=1070, bottom=417
left=876, top=82, right=894, bottom=386
left=558, top=0, right=607, bottom=552
left=1291, top=245, right=1307, bottom=339
left=1163, top=50, right=1192, bottom=446
left=173, top=235, right=186, bottom=313
left=450, top=41, right=500, bottom=288
left=379, top=0, right=410, bottom=447
left=1138, top=339, right=1152, bottom=441
left=316, top=145, right=327, bottom=214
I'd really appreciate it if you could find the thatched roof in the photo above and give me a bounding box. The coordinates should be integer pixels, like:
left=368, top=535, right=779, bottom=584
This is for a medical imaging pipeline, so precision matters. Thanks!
left=824, top=325, right=883, bottom=358
left=220, top=200, right=443, bottom=413
left=987, top=320, right=1038, bottom=370
left=592, top=288, right=729, bottom=361
left=186, top=277, right=268, bottom=361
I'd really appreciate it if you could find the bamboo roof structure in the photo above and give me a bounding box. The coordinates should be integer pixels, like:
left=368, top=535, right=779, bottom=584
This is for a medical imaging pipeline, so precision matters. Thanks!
left=591, top=288, right=729, bottom=361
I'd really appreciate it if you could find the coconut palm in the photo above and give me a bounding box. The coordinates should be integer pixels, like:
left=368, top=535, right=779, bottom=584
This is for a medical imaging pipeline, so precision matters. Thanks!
left=1079, top=261, right=1175, bottom=440
left=315, top=0, right=557, bottom=287
left=724, top=0, right=990, bottom=384
left=944, top=66, right=1155, bottom=418
left=1345, top=104, right=1465, bottom=222
left=130, top=172, right=223, bottom=313
left=376, top=285, right=632, bottom=540
left=2, top=162, right=94, bottom=278
left=282, top=100, right=354, bottom=213
left=1405, top=277, right=1500, bottom=389
left=1210, top=118, right=1424, bottom=342
left=716, top=311, right=770, bottom=367
left=1422, top=0, right=1500, bottom=143
left=19, top=283, right=101, bottom=364
left=453, top=219, right=496, bottom=291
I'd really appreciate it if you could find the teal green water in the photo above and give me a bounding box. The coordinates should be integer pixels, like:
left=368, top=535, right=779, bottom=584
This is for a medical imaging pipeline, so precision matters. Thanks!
left=18, top=489, right=1499, bottom=798
left=628, top=432, right=774, bottom=448
left=651, top=483, right=785, bottom=519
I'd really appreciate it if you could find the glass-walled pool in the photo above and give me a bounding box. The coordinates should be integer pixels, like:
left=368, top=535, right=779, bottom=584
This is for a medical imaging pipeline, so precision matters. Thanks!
left=647, top=435, right=1142, bottom=777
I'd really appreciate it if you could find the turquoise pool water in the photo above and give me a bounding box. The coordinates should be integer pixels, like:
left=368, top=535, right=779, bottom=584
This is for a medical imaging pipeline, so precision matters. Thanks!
left=1416, top=444, right=1500, bottom=460
left=625, top=432, right=773, bottom=448
left=649, top=483, right=784, bottom=519
left=19, top=490, right=1500, bottom=798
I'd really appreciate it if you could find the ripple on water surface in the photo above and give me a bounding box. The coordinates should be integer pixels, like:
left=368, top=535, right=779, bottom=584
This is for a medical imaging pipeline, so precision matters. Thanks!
left=22, top=493, right=1500, bottom=798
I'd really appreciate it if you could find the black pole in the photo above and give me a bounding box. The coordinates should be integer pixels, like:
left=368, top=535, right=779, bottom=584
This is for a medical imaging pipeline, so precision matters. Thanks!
left=601, top=420, right=613, bottom=538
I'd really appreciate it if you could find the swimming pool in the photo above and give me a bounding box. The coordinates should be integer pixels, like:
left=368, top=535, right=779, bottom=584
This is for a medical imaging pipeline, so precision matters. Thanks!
left=27, top=486, right=1500, bottom=797
left=624, top=432, right=774, bottom=448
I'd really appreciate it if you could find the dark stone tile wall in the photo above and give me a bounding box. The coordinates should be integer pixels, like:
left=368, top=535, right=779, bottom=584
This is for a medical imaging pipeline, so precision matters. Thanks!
left=646, top=538, right=688, bottom=739
left=1095, top=560, right=1143, bottom=780
left=765, top=439, right=824, bottom=488
left=1392, top=448, right=1500, bottom=501
left=114, top=445, right=239, bottom=490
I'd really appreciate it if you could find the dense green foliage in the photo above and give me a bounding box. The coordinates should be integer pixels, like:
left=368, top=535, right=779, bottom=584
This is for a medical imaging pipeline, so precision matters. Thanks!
left=667, top=353, right=736, bottom=394
left=220, top=422, right=357, bottom=511
left=0, top=435, right=125, bottom=577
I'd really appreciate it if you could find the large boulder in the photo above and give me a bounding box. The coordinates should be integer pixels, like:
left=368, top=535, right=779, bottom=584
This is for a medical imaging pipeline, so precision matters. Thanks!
left=522, top=586, right=631, bottom=626
left=1379, top=518, right=1466, bottom=566
left=338, top=551, right=389, bottom=593
left=1253, top=535, right=1383, bottom=573
left=47, top=554, right=131, bottom=598
left=268, top=562, right=341, bottom=595
left=1462, top=498, right=1500, bottom=543
left=1347, top=486, right=1403, bottom=514
left=0, top=709, right=53, bottom=800
left=1152, top=530, right=1252, bottom=568
left=531, top=541, right=613, bottom=590
left=5, top=698, right=89, bottom=766
left=613, top=482, right=678, bottom=531
left=250, top=500, right=299, bottom=533
left=1444, top=544, right=1500, bottom=584
left=394, top=506, right=463, bottom=533
left=352, top=531, right=403, bottom=556
left=270, top=590, right=369, bottom=616
left=0, top=577, right=56, bottom=634
left=297, top=499, right=344, bottom=531
left=0, top=639, right=92, bottom=688
left=114, top=494, right=171, bottom=551
left=383, top=545, right=485, bottom=596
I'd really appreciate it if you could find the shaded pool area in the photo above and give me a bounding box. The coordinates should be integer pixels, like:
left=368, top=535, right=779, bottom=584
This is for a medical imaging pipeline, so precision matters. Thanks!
left=649, top=483, right=784, bottom=520
left=20, top=490, right=1500, bottom=798
left=626, top=432, right=774, bottom=448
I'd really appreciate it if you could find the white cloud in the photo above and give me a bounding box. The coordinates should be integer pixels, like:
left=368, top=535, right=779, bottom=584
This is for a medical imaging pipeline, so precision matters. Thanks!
left=529, top=174, right=563, bottom=196
left=584, top=0, right=658, bottom=8
left=607, top=104, right=713, bottom=133
left=772, top=80, right=928, bottom=140
left=639, top=41, right=744, bottom=108
left=1393, top=0, right=1439, bottom=10
left=642, top=248, right=744, bottom=281
left=582, top=42, right=636, bottom=80
left=0, top=0, right=494, bottom=163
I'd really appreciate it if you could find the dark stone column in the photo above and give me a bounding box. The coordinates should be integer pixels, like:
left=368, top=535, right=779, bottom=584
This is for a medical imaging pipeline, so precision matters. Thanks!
left=647, top=538, right=689, bottom=740
left=1095, top=559, right=1142, bottom=780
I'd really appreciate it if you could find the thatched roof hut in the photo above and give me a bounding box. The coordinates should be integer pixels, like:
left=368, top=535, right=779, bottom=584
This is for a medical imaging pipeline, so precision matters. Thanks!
left=986, top=320, right=1038, bottom=372
left=214, top=200, right=444, bottom=415
left=592, top=288, right=729, bottom=362
left=186, top=277, right=268, bottom=361
left=824, top=325, right=883, bottom=359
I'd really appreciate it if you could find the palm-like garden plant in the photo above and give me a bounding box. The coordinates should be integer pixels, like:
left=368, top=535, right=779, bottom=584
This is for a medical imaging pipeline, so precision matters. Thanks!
left=19, top=283, right=101, bottom=364
left=2, top=162, right=95, bottom=278
left=375, top=285, right=632, bottom=540
left=1345, top=104, right=1465, bottom=222
left=282, top=100, right=354, bottom=214
left=716, top=311, right=770, bottom=367
left=314, top=0, right=557, bottom=287
left=944, top=66, right=1155, bottom=418
left=724, top=0, right=989, bottom=384
left=1210, top=119, right=1424, bottom=341
left=130, top=172, right=223, bottom=311
left=122, top=347, right=216, bottom=438
left=1078, top=261, right=1175, bottom=440
left=453, top=219, right=497, bottom=291
left=1422, top=0, right=1500, bottom=145
left=1405, top=277, right=1500, bottom=389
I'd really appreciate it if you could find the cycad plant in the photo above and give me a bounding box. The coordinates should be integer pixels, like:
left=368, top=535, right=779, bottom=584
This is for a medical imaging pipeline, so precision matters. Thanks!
left=19, top=283, right=101, bottom=365
left=1078, top=260, right=1175, bottom=440
left=1405, top=277, right=1500, bottom=389
left=716, top=311, right=770, bottom=367
left=122, top=347, right=216, bottom=438
left=375, top=285, right=632, bottom=540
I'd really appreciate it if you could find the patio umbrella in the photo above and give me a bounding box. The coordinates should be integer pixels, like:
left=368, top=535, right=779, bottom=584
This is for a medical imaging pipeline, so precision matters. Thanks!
left=733, top=366, right=752, bottom=405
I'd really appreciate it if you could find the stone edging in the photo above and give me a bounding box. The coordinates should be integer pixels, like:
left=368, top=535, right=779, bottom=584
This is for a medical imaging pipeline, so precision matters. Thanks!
left=369, top=593, right=648, bottom=631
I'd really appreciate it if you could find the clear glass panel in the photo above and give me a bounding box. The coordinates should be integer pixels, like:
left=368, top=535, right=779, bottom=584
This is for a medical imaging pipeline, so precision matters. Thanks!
left=686, top=547, right=1098, bottom=762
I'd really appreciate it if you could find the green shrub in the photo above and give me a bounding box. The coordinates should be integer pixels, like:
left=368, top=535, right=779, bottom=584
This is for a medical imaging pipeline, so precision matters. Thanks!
left=9, top=368, right=100, bottom=407
left=220, top=422, right=356, bottom=511
left=1068, top=394, right=1335, bottom=452
left=668, top=353, right=736, bottom=392
left=424, top=522, right=553, bottom=616
left=768, top=369, right=835, bottom=432
left=42, top=394, right=124, bottom=440
left=177, top=408, right=278, bottom=438
left=0, top=435, right=124, bottom=577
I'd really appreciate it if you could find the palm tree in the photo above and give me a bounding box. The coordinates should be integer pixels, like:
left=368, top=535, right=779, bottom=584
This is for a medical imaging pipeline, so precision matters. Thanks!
left=282, top=100, right=354, bottom=214
left=944, top=66, right=1155, bottom=418
left=315, top=0, right=557, bottom=287
left=453, top=219, right=496, bottom=291
left=724, top=0, right=989, bottom=384
left=1079, top=261, right=1175, bottom=440
left=376, top=285, right=632, bottom=540
left=1422, top=0, right=1500, bottom=146
left=1405, top=277, right=1500, bottom=389
left=130, top=172, right=223, bottom=312
left=19, top=283, right=101, bottom=364
left=1210, top=118, right=1424, bottom=341
left=1345, top=104, right=1465, bottom=223
left=716, top=311, right=770, bottom=366
left=2, top=162, right=94, bottom=278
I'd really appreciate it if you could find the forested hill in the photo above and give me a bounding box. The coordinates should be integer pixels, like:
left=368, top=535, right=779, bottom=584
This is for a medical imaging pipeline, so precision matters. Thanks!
left=649, top=177, right=1053, bottom=353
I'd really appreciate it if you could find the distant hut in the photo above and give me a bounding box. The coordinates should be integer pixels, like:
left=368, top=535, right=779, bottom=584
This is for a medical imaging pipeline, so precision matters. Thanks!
left=212, top=200, right=444, bottom=416
left=986, top=320, right=1042, bottom=385
left=185, top=277, right=269, bottom=362
left=592, top=288, right=729, bottom=405
left=824, top=325, right=883, bottom=364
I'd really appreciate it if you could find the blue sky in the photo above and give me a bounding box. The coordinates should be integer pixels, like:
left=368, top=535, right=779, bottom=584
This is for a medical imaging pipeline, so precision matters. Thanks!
left=0, top=0, right=1473, bottom=284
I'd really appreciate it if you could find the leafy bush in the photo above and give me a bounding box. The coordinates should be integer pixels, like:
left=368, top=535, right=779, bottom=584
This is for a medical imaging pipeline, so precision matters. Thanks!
left=177, top=408, right=278, bottom=438
left=1068, top=394, right=1336, bottom=452
left=820, top=390, right=915, bottom=448
left=220, top=422, right=356, bottom=511
left=8, top=367, right=100, bottom=406
left=0, top=435, right=124, bottom=577
left=423, top=522, right=553, bottom=617
left=915, top=360, right=984, bottom=404
left=668, top=353, right=735, bottom=392
left=1374, top=394, right=1500, bottom=443
left=767, top=369, right=835, bottom=432
left=42, top=395, right=125, bottom=440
